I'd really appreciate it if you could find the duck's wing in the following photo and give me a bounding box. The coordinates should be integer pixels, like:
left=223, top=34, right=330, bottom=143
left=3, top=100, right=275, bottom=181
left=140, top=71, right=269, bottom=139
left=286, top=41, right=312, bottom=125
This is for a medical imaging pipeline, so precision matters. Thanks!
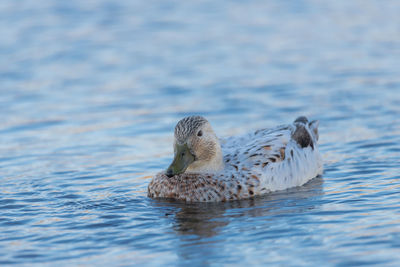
left=222, top=124, right=293, bottom=169
left=222, top=117, right=322, bottom=191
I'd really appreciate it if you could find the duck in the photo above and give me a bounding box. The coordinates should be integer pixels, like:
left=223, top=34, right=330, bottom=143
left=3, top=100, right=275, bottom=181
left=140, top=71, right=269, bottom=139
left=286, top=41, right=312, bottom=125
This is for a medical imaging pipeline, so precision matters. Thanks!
left=148, top=115, right=323, bottom=202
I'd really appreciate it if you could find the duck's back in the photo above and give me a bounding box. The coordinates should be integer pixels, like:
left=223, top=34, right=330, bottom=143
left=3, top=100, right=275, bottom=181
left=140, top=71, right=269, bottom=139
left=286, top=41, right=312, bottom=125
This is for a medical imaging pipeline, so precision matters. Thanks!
left=221, top=116, right=323, bottom=193
left=148, top=117, right=323, bottom=202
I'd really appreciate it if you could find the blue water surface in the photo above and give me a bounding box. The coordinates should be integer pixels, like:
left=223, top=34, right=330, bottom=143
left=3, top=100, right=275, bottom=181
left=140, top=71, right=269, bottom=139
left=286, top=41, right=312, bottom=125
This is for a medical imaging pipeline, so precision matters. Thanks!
left=1, top=0, right=400, bottom=266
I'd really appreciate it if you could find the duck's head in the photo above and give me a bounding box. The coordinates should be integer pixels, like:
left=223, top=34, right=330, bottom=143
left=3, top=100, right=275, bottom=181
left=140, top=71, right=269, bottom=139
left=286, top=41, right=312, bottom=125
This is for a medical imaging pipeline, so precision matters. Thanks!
left=166, top=116, right=223, bottom=177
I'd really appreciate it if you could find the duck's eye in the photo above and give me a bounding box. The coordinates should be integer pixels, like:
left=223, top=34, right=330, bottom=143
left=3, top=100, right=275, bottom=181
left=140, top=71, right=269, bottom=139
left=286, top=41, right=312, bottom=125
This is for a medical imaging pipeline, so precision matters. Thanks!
left=197, top=130, right=203, bottom=137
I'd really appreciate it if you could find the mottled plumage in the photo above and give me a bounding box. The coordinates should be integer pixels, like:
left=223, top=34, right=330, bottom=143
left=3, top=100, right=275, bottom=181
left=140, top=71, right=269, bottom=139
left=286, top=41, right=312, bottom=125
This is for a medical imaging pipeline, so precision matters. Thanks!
left=148, top=116, right=323, bottom=202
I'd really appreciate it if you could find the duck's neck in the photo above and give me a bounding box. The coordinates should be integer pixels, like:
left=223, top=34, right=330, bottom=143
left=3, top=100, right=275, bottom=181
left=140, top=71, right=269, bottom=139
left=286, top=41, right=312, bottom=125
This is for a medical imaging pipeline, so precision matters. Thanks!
left=186, top=142, right=224, bottom=174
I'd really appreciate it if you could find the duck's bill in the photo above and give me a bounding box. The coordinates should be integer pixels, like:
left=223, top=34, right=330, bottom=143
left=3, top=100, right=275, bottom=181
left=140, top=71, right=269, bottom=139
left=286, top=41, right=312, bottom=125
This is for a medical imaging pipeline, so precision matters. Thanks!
left=166, top=144, right=195, bottom=177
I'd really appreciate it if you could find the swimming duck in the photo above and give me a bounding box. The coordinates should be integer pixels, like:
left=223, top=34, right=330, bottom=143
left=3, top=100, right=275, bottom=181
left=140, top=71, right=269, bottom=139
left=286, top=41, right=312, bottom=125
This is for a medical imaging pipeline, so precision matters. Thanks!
left=148, top=116, right=323, bottom=202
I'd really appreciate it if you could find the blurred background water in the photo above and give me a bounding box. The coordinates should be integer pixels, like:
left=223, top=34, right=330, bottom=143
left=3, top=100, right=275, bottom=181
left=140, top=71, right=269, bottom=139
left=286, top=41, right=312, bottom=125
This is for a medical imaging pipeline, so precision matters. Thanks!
left=1, top=0, right=400, bottom=266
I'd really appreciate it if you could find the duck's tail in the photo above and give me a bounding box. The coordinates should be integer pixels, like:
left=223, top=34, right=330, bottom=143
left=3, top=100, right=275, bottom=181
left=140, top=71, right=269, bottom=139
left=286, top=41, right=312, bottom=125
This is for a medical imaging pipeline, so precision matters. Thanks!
left=293, top=116, right=320, bottom=147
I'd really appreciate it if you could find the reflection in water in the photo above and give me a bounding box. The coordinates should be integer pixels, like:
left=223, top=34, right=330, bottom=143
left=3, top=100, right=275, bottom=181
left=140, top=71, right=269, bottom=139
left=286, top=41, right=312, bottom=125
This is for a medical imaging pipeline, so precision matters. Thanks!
left=169, top=177, right=323, bottom=237
left=151, top=177, right=323, bottom=264
left=161, top=177, right=323, bottom=264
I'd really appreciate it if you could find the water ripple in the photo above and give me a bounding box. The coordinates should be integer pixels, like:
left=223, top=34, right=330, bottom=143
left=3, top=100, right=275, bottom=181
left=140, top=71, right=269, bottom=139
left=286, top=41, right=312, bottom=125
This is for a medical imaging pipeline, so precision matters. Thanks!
left=1, top=0, right=400, bottom=266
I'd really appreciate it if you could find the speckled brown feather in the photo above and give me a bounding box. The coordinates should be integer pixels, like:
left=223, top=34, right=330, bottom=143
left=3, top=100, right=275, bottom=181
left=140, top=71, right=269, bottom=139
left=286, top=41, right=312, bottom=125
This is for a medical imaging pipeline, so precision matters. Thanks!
left=148, top=171, right=266, bottom=202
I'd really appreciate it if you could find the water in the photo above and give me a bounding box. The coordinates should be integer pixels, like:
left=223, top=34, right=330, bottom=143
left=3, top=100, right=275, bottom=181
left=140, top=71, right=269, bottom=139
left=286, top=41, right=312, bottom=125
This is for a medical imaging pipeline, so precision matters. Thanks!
left=1, top=0, right=400, bottom=265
